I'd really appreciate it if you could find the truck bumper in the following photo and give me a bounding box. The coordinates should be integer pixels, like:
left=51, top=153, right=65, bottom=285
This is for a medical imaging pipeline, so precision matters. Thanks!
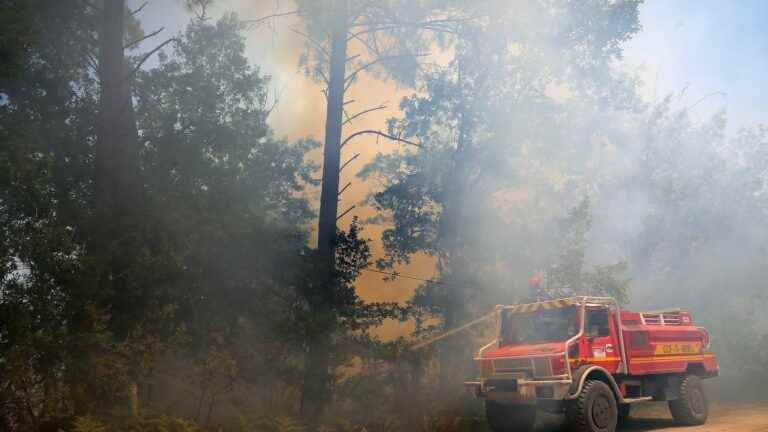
left=464, top=379, right=572, bottom=403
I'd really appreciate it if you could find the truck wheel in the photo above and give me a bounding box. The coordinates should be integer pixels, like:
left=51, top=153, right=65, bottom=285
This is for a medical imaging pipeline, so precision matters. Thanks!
left=617, top=404, right=631, bottom=425
left=669, top=375, right=708, bottom=425
left=485, top=401, right=536, bottom=432
left=566, top=380, right=618, bottom=432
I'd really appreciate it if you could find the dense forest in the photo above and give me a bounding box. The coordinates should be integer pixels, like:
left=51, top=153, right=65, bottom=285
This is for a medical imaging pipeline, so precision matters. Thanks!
left=1, top=0, right=767, bottom=431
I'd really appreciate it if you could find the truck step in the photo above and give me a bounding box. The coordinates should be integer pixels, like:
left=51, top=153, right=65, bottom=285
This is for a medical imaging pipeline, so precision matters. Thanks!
left=622, top=397, right=653, bottom=404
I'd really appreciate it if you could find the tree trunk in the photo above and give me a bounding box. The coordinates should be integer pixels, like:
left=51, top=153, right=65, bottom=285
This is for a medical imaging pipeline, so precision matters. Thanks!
left=300, top=327, right=332, bottom=425
left=92, top=0, right=143, bottom=417
left=315, top=1, right=348, bottom=263
left=438, top=61, right=472, bottom=393
left=395, top=354, right=425, bottom=431
left=96, top=0, right=142, bottom=231
left=301, top=0, right=349, bottom=426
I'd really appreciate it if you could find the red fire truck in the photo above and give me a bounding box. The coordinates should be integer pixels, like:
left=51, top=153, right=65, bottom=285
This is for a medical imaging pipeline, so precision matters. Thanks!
left=463, top=297, right=719, bottom=432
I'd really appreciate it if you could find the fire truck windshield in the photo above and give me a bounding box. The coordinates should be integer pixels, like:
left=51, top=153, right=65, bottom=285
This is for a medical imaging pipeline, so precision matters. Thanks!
left=500, top=305, right=579, bottom=345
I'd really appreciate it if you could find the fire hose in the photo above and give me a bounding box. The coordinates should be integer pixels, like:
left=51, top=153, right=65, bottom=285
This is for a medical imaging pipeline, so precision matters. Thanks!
left=410, top=310, right=497, bottom=350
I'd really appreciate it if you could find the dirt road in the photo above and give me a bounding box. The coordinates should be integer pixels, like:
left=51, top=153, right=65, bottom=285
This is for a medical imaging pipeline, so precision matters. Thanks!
left=536, top=402, right=768, bottom=432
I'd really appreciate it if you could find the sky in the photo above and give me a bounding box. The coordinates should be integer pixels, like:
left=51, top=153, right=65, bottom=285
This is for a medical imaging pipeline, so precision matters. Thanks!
left=132, top=0, right=768, bottom=131
left=128, top=0, right=768, bottom=325
left=621, top=0, right=768, bottom=131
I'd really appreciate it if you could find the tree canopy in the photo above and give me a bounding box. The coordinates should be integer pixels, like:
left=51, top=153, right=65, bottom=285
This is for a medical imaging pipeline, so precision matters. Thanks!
left=1, top=0, right=767, bottom=430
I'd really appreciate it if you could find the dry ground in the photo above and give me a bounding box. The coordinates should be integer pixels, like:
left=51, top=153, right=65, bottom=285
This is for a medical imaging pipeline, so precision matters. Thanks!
left=534, top=402, right=768, bottom=432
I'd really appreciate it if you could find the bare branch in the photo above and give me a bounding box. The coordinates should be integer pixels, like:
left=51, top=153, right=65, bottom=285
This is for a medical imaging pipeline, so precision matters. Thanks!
left=688, top=92, right=727, bottom=110
left=129, top=1, right=149, bottom=16
left=317, top=66, right=330, bottom=86
left=291, top=28, right=330, bottom=59
left=264, top=83, right=286, bottom=119
left=342, top=104, right=387, bottom=126
left=242, top=10, right=301, bottom=27
left=340, top=153, right=361, bottom=172
left=345, top=53, right=429, bottom=84
left=347, top=16, right=474, bottom=39
left=126, top=38, right=177, bottom=80
left=124, top=27, right=164, bottom=50
left=350, top=16, right=476, bottom=30
left=347, top=1, right=374, bottom=27
left=344, top=99, right=356, bottom=106
left=337, top=205, right=356, bottom=221
left=338, top=182, right=352, bottom=197
left=341, top=130, right=421, bottom=149
left=346, top=30, right=382, bottom=57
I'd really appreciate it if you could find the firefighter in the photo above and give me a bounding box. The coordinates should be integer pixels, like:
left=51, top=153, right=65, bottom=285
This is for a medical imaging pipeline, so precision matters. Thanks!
left=528, top=271, right=544, bottom=301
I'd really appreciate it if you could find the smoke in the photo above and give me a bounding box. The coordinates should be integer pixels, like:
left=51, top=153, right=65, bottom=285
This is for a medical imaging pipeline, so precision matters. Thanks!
left=134, top=0, right=768, bottom=396
left=133, top=0, right=436, bottom=326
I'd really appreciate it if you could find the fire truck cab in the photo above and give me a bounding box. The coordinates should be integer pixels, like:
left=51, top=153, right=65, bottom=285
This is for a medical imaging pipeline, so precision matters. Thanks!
left=464, top=297, right=718, bottom=432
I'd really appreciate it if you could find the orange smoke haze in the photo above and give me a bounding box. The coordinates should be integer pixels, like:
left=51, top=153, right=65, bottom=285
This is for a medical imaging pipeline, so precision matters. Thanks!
left=232, top=1, right=438, bottom=339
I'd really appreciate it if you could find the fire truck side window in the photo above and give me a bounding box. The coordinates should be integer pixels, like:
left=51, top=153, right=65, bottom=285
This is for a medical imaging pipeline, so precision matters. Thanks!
left=586, top=308, right=610, bottom=337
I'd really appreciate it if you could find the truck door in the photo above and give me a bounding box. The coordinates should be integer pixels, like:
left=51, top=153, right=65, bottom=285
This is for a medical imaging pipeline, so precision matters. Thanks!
left=584, top=307, right=621, bottom=372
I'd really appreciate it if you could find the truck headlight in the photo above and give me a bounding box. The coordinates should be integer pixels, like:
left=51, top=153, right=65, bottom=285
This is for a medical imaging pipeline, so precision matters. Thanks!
left=701, top=328, right=711, bottom=350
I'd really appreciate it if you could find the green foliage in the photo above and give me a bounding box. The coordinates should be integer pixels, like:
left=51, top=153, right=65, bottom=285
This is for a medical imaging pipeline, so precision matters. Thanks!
left=290, top=219, right=408, bottom=370
left=135, top=13, right=316, bottom=227
left=0, top=0, right=35, bottom=82
left=0, top=8, right=316, bottom=430
left=4, top=0, right=768, bottom=430
left=624, top=99, right=768, bottom=398
left=535, top=196, right=631, bottom=303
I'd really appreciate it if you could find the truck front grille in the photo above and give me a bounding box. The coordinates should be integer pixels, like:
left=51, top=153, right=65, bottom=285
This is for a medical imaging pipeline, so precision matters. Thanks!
left=492, top=357, right=556, bottom=378
left=532, top=357, right=553, bottom=377
left=492, top=358, right=533, bottom=374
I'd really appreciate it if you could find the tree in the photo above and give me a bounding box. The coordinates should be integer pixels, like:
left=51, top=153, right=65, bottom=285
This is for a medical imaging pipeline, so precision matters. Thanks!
left=132, top=13, right=319, bottom=421
left=0, top=0, right=170, bottom=417
left=0, top=5, right=320, bottom=428
left=360, top=0, right=642, bottom=391
left=90, top=0, right=147, bottom=415
left=0, top=0, right=36, bottom=85
left=532, top=196, right=630, bottom=303
left=616, top=98, right=768, bottom=398
left=250, top=0, right=470, bottom=423
left=0, top=0, right=104, bottom=424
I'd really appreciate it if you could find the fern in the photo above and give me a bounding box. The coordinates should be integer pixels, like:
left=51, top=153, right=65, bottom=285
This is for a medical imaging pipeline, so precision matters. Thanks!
left=73, top=416, right=110, bottom=432
left=250, top=415, right=306, bottom=432
left=123, top=414, right=201, bottom=432
left=274, top=416, right=306, bottom=432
